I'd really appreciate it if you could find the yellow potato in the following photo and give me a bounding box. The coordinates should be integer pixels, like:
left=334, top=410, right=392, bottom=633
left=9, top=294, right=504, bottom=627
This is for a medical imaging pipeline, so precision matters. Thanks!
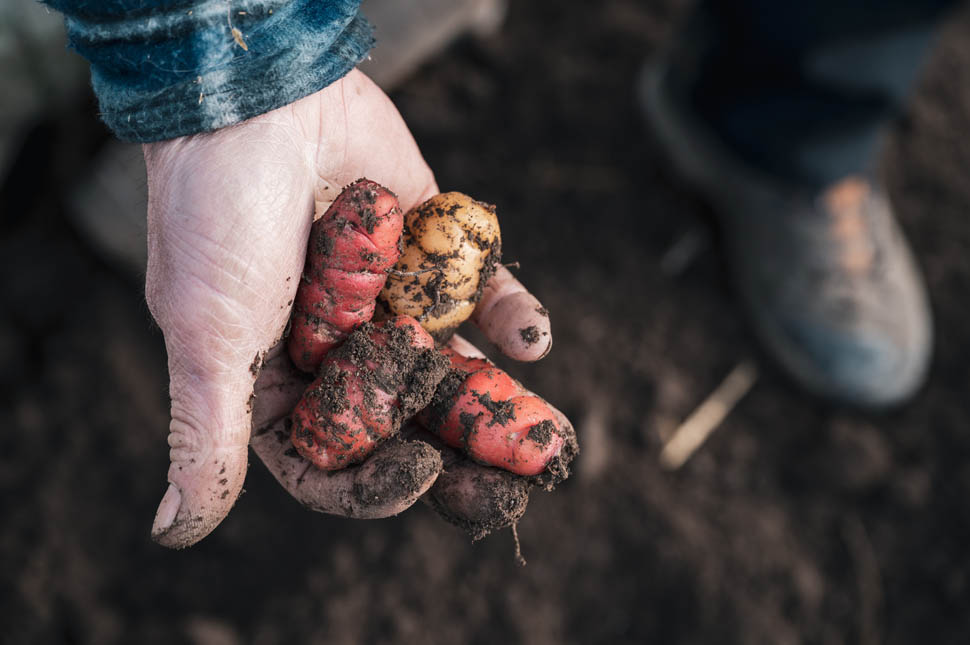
left=379, top=192, right=501, bottom=343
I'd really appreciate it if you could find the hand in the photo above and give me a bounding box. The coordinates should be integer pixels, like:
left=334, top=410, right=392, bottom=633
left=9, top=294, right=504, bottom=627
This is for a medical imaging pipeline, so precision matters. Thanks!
left=144, top=69, right=559, bottom=548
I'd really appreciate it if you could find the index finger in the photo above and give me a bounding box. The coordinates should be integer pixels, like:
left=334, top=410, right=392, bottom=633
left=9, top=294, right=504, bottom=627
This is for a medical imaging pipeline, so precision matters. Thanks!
left=471, top=265, right=552, bottom=361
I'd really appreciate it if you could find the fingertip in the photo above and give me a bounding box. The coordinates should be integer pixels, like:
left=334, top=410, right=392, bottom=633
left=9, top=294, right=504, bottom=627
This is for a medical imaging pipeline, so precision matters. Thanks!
left=352, top=440, right=443, bottom=517
left=151, top=445, right=248, bottom=549
left=253, top=419, right=443, bottom=519
left=423, top=459, right=531, bottom=540
left=480, top=291, right=553, bottom=362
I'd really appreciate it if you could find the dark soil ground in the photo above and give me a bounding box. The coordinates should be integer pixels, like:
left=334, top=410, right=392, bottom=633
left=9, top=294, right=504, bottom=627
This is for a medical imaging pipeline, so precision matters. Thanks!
left=3, top=1, right=970, bottom=643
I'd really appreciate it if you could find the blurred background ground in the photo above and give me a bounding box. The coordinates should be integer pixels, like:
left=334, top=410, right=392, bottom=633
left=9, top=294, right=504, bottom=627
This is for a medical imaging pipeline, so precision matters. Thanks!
left=2, top=1, right=970, bottom=643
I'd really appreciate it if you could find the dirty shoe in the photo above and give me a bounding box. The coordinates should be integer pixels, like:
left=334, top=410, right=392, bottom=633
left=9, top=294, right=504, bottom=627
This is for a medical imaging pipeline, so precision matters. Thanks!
left=638, top=63, right=932, bottom=407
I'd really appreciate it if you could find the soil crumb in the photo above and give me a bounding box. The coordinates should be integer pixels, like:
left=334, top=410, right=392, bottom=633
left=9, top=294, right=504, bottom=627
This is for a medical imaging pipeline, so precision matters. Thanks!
left=519, top=326, right=542, bottom=345
left=526, top=419, right=556, bottom=446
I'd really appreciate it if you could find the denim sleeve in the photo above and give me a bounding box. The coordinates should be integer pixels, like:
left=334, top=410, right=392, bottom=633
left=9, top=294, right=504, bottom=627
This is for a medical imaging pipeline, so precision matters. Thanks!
left=44, top=1, right=374, bottom=142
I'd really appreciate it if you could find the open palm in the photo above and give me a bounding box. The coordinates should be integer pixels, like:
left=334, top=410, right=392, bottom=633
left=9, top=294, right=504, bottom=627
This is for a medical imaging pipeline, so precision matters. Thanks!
left=143, top=70, right=562, bottom=548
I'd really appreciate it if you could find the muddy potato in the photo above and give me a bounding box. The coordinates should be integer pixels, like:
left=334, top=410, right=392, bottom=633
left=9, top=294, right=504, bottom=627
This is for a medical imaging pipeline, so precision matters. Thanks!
left=379, top=192, right=501, bottom=344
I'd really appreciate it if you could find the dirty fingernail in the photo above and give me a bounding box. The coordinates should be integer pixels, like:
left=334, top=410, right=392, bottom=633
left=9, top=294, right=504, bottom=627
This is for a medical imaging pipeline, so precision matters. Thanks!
left=538, top=338, right=553, bottom=360
left=152, top=484, right=181, bottom=537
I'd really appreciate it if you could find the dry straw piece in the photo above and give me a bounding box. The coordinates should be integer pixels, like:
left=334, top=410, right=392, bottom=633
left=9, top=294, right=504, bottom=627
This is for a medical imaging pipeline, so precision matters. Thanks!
left=659, top=360, right=759, bottom=470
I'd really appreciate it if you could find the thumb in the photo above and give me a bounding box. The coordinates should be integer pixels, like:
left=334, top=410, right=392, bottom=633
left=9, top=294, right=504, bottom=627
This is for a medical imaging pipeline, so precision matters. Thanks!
left=147, top=251, right=261, bottom=547
left=143, top=122, right=312, bottom=548
left=149, top=366, right=252, bottom=548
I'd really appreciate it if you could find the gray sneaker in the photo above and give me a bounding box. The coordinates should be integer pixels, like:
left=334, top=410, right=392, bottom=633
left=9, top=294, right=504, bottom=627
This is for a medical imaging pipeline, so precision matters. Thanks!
left=638, top=63, right=932, bottom=408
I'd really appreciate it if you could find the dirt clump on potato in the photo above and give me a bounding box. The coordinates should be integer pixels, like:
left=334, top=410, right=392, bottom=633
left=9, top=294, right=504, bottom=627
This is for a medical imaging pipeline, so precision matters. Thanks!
left=290, top=316, right=450, bottom=470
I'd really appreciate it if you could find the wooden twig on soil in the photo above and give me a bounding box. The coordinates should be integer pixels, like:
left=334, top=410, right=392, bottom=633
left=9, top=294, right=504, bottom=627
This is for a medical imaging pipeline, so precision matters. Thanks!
left=659, top=360, right=758, bottom=470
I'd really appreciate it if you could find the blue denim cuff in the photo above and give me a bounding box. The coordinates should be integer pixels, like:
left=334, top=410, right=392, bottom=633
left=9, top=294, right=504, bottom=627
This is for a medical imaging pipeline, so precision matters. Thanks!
left=46, top=0, right=374, bottom=142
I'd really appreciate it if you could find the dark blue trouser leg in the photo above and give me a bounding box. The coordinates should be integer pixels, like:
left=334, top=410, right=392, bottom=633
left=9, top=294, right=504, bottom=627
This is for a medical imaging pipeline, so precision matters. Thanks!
left=676, top=0, right=960, bottom=187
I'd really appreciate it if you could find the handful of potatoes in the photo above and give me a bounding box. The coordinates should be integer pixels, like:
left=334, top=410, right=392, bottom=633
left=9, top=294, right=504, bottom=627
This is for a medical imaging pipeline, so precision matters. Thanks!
left=379, top=192, right=501, bottom=344
left=289, top=182, right=574, bottom=484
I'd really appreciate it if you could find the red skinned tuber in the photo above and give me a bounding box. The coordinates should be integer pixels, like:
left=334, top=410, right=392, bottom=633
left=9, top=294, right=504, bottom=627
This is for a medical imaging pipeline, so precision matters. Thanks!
left=288, top=179, right=404, bottom=373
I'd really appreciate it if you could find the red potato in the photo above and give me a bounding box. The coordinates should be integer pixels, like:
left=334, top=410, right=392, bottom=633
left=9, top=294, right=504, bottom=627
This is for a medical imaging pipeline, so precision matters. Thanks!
left=288, top=179, right=404, bottom=373
left=418, top=348, right=565, bottom=476
left=291, top=315, right=449, bottom=470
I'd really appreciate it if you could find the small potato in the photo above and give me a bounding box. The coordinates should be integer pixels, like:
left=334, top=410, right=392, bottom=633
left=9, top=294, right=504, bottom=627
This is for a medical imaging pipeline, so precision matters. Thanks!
left=379, top=192, right=501, bottom=344
left=416, top=348, right=569, bottom=477
left=290, top=316, right=449, bottom=470
left=287, top=178, right=403, bottom=373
